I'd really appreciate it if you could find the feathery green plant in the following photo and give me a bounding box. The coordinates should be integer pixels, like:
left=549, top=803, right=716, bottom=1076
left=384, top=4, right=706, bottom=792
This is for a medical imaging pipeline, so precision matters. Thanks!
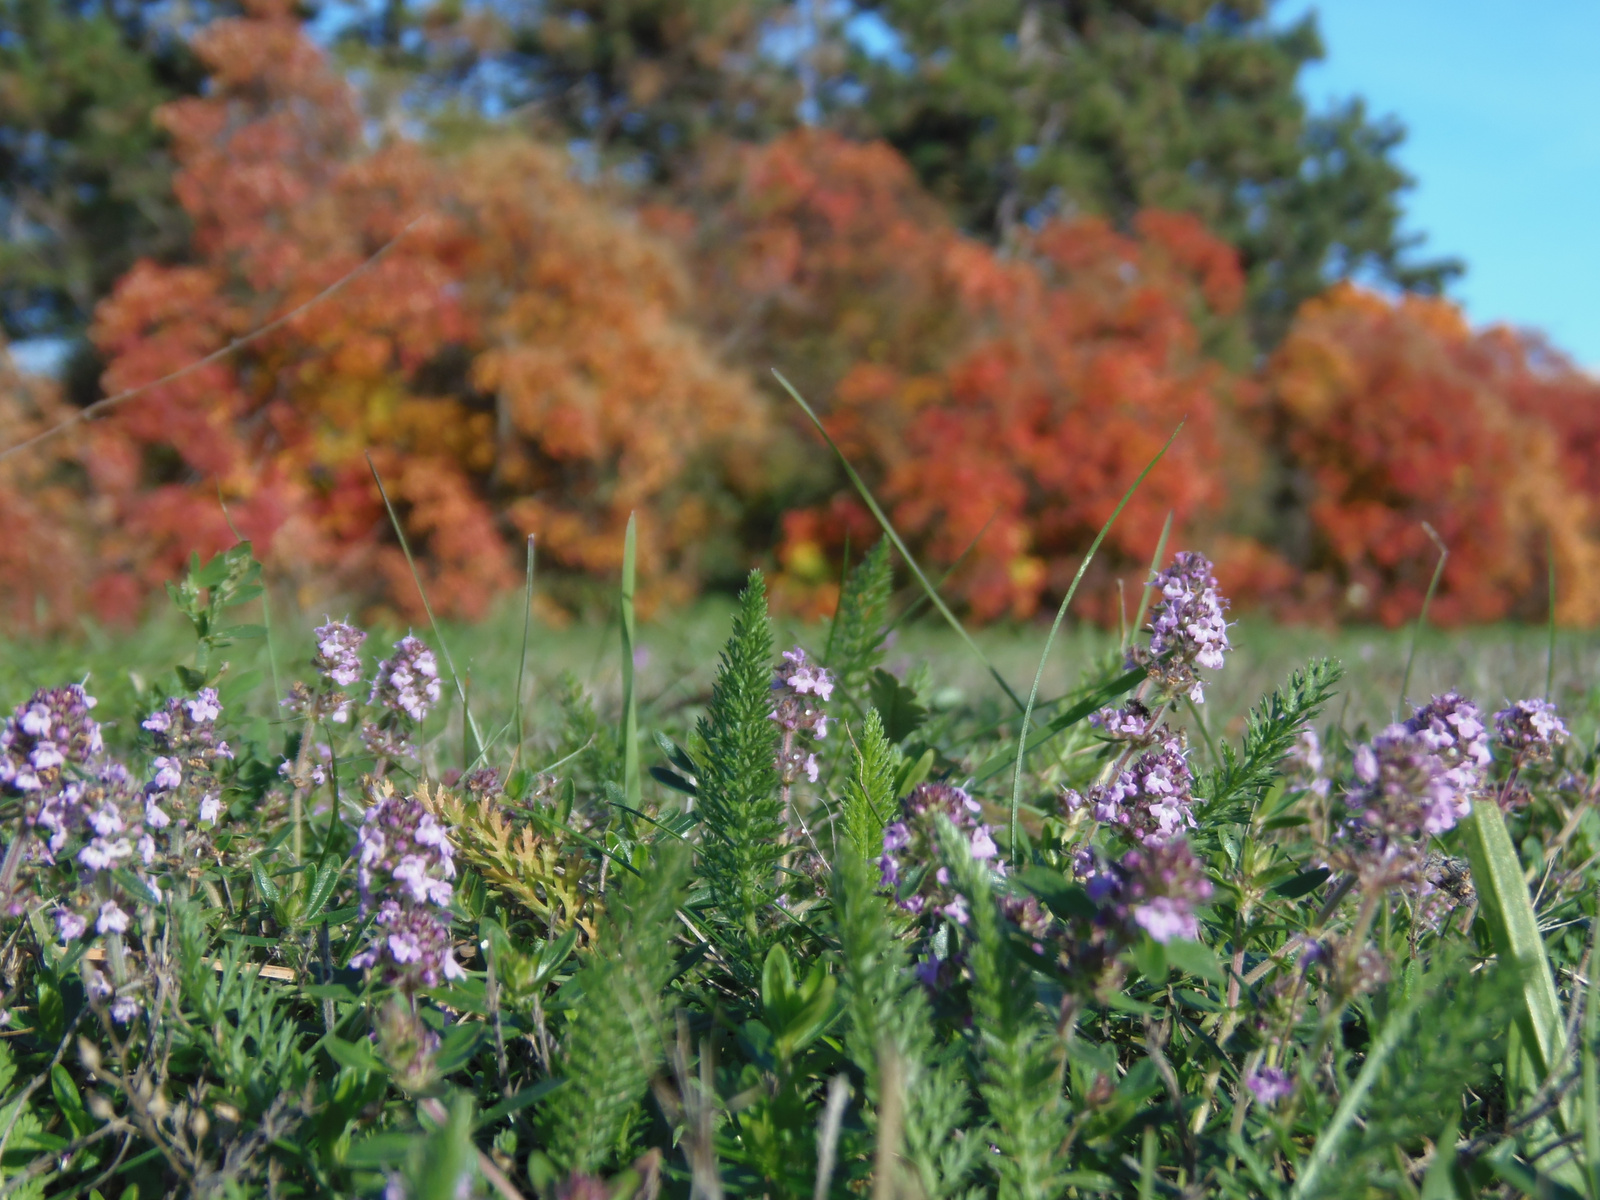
left=841, top=709, right=898, bottom=868
left=825, top=539, right=895, bottom=698
left=693, top=570, right=783, bottom=948
left=833, top=837, right=983, bottom=1200
left=542, top=842, right=691, bottom=1175
left=940, top=819, right=1068, bottom=1200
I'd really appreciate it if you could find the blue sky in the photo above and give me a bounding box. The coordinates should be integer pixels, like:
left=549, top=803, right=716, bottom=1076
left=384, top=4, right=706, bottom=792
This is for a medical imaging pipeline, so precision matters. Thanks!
left=1282, top=0, right=1600, bottom=366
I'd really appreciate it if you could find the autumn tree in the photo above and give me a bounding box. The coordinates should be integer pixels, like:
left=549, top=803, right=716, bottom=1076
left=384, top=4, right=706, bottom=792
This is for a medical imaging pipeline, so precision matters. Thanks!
left=1257, top=284, right=1600, bottom=626
left=841, top=0, right=1458, bottom=347
left=0, top=0, right=217, bottom=397
left=674, top=129, right=1246, bottom=621
left=72, top=0, right=767, bottom=624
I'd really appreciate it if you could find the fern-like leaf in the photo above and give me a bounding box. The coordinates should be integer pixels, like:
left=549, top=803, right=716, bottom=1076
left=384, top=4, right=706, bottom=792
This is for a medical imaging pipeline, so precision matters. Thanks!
left=827, top=539, right=894, bottom=694
left=694, top=570, right=783, bottom=947
left=842, top=708, right=899, bottom=868
left=543, top=841, right=691, bottom=1175
left=833, top=841, right=982, bottom=1200
left=939, top=819, right=1068, bottom=1200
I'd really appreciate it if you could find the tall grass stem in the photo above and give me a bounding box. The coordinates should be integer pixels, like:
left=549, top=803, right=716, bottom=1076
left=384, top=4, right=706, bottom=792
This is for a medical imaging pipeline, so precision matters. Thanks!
left=773, top=369, right=1026, bottom=713
left=1008, top=427, right=1180, bottom=864
left=365, top=453, right=485, bottom=762
left=1396, top=521, right=1448, bottom=719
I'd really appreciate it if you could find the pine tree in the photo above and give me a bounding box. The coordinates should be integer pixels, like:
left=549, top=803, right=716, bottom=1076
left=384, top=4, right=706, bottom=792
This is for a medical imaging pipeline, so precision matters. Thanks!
left=844, top=0, right=1460, bottom=347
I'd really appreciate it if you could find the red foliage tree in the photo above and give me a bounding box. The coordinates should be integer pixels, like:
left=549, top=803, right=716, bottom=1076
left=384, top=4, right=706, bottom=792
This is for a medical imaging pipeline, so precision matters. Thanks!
left=1258, top=284, right=1600, bottom=626
left=678, top=130, right=1250, bottom=620
left=68, top=0, right=767, bottom=625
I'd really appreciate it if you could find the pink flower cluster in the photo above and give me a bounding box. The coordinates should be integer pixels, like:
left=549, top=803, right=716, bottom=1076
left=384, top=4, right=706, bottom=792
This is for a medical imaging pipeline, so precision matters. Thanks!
left=141, top=688, right=233, bottom=848
left=1347, top=693, right=1489, bottom=844
left=1494, top=698, right=1568, bottom=760
left=1127, top=552, right=1231, bottom=703
left=351, top=790, right=463, bottom=990
left=1062, top=726, right=1196, bottom=846
left=1, top=685, right=103, bottom=796
left=770, top=647, right=832, bottom=785
left=1084, top=839, right=1213, bottom=944
left=369, top=635, right=442, bottom=723
left=879, top=783, right=1002, bottom=924
left=282, top=620, right=368, bottom=725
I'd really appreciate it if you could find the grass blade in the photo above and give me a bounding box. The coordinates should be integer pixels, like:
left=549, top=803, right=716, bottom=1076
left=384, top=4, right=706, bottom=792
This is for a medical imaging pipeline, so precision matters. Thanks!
left=1007, top=426, right=1181, bottom=864
left=1459, top=800, right=1571, bottom=1130
left=772, top=368, right=1025, bottom=713
left=515, top=535, right=536, bottom=762
left=1548, top=532, right=1558, bottom=700
left=216, top=483, right=282, bottom=706
left=1582, top=908, right=1599, bottom=1199
left=1289, top=984, right=1426, bottom=1200
left=1129, top=510, right=1173, bottom=649
left=1396, top=521, right=1448, bottom=719
left=620, top=513, right=641, bottom=812
left=365, top=453, right=485, bottom=762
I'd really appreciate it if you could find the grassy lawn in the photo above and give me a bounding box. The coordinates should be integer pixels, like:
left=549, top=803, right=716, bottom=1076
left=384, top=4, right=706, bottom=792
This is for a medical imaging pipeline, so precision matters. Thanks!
left=7, top=591, right=1596, bottom=763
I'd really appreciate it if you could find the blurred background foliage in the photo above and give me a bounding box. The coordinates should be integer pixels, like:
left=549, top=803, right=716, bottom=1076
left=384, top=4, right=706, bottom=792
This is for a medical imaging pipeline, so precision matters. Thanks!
left=2, top=0, right=1596, bottom=633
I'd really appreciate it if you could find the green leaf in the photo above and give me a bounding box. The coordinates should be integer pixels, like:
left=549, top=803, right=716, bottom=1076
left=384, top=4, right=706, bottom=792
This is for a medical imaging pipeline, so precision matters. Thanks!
left=251, top=857, right=281, bottom=904
left=648, top=766, right=697, bottom=796
left=321, top=1034, right=387, bottom=1076
left=435, top=1022, right=486, bottom=1074
left=298, top=857, right=343, bottom=927
left=51, top=1064, right=92, bottom=1138
left=474, top=1078, right=565, bottom=1131
left=1162, top=939, right=1223, bottom=983
left=868, top=668, right=928, bottom=744
left=842, top=708, right=899, bottom=864
left=619, top=512, right=641, bottom=812
left=1460, top=801, right=1570, bottom=1127
left=343, top=1130, right=416, bottom=1168
left=1272, top=868, right=1332, bottom=899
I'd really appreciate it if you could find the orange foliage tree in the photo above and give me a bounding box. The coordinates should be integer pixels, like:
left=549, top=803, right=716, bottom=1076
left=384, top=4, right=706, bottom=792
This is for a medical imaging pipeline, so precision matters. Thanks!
left=675, top=130, right=1250, bottom=620
left=69, top=0, right=766, bottom=625
left=1258, top=284, right=1600, bottom=626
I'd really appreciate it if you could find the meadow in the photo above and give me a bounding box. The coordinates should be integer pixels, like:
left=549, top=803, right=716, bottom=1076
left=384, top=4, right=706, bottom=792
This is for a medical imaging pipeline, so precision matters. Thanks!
left=1, top=538, right=1598, bottom=1199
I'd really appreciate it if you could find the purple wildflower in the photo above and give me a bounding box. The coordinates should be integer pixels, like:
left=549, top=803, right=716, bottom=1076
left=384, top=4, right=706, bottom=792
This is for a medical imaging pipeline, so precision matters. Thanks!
left=109, top=996, right=140, bottom=1025
left=1285, top=729, right=1330, bottom=798
left=1062, top=732, right=1196, bottom=846
left=97, top=900, right=130, bottom=935
left=369, top=636, right=442, bottom=723
left=354, top=789, right=457, bottom=911
left=1127, top=552, right=1231, bottom=703
left=771, top=647, right=832, bottom=788
left=1, top=685, right=102, bottom=797
left=314, top=620, right=367, bottom=689
left=1406, top=693, right=1490, bottom=780
left=1245, top=1065, right=1294, bottom=1106
left=350, top=900, right=465, bottom=989
left=879, top=783, right=1003, bottom=919
left=54, top=909, right=87, bottom=942
left=1092, top=839, right=1213, bottom=944
left=1348, top=713, right=1482, bottom=842
left=1495, top=699, right=1568, bottom=760
left=1088, top=701, right=1160, bottom=745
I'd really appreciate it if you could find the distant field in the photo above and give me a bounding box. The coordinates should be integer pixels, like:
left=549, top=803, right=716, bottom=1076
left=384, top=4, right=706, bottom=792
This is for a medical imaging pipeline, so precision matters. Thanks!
left=4, top=593, right=1595, bottom=764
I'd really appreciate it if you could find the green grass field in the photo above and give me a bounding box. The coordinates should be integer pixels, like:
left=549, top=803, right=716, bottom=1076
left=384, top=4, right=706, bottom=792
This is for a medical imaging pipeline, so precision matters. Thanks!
left=8, top=594, right=1594, bottom=763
